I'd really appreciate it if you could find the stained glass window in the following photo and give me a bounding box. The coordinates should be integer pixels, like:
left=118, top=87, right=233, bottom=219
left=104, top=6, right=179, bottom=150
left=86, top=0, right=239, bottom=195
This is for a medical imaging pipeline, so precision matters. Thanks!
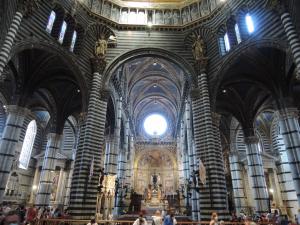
left=224, top=33, right=230, bottom=52
left=246, top=13, right=255, bottom=34
left=235, top=23, right=242, bottom=44
left=46, top=11, right=56, bottom=33
left=70, top=31, right=77, bottom=52
left=58, top=21, right=67, bottom=44
left=19, top=120, right=37, bottom=170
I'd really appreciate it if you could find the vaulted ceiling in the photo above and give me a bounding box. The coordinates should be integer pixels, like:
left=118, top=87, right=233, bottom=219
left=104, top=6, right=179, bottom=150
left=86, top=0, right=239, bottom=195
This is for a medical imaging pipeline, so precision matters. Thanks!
left=113, top=57, right=186, bottom=138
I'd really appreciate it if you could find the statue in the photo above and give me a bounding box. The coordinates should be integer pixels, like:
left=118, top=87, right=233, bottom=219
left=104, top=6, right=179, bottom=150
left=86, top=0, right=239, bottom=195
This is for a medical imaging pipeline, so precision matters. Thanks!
left=147, top=184, right=152, bottom=201
left=95, top=38, right=108, bottom=59
left=192, top=36, right=206, bottom=61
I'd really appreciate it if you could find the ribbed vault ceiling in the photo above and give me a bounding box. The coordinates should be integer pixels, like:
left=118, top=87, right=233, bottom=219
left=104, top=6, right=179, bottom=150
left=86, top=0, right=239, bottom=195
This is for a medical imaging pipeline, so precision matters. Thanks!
left=115, top=57, right=186, bottom=138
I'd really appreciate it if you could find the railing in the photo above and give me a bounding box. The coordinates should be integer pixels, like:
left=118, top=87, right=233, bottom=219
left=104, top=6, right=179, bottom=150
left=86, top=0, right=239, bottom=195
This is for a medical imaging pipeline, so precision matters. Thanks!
left=36, top=219, right=277, bottom=225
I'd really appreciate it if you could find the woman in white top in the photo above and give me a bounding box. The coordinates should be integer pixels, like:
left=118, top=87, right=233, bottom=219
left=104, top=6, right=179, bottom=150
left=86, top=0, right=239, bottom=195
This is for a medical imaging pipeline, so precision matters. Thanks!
left=153, top=210, right=163, bottom=225
left=87, top=218, right=98, bottom=225
left=133, top=214, right=147, bottom=225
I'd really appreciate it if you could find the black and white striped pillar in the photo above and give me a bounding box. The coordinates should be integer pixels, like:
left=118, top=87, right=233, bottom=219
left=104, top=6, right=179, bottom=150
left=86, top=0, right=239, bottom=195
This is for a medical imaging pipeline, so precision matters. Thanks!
left=278, top=108, right=300, bottom=205
left=280, top=11, right=300, bottom=79
left=271, top=116, right=298, bottom=216
left=35, top=133, right=62, bottom=207
left=106, top=98, right=122, bottom=175
left=185, top=100, right=200, bottom=220
left=228, top=152, right=247, bottom=215
left=244, top=136, right=269, bottom=214
left=0, top=1, right=38, bottom=78
left=0, top=105, right=30, bottom=202
left=191, top=70, right=228, bottom=220
left=69, top=58, right=108, bottom=219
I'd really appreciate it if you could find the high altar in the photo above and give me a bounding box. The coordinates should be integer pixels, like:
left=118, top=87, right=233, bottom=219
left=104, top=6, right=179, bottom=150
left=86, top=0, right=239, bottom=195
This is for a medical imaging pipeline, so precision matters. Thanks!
left=133, top=148, right=179, bottom=213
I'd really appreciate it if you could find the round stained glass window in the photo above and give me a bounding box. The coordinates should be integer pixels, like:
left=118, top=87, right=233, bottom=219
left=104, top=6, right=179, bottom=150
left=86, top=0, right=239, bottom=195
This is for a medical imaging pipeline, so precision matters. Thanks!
left=143, top=114, right=167, bottom=136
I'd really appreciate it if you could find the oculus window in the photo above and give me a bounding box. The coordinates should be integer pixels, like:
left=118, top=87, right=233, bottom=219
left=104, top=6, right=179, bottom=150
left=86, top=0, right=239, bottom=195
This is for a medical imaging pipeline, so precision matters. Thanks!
left=144, top=114, right=167, bottom=136
left=19, top=120, right=37, bottom=170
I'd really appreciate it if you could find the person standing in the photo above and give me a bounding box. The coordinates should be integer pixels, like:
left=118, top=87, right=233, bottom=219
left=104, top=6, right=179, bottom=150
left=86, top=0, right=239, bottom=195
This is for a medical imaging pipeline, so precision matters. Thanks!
left=133, top=213, right=147, bottom=225
left=153, top=210, right=162, bottom=225
left=209, top=212, right=218, bottom=225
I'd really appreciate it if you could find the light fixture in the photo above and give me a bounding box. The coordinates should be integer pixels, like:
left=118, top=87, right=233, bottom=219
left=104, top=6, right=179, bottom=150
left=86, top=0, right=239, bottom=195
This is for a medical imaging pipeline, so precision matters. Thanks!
left=77, top=89, right=80, bottom=93
left=269, top=188, right=274, bottom=193
left=147, top=21, right=153, bottom=28
left=32, top=185, right=37, bottom=190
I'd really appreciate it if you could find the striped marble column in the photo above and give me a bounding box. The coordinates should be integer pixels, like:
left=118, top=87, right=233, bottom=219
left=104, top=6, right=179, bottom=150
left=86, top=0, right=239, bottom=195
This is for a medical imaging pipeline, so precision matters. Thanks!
left=115, top=120, right=129, bottom=215
left=191, top=70, right=228, bottom=220
left=0, top=1, right=38, bottom=77
left=280, top=11, right=300, bottom=79
left=244, top=136, right=269, bottom=214
left=35, top=133, right=62, bottom=207
left=185, top=100, right=199, bottom=220
left=69, top=58, right=108, bottom=219
left=106, top=98, right=122, bottom=175
left=272, top=119, right=298, bottom=216
left=0, top=105, right=30, bottom=202
left=125, top=136, right=134, bottom=188
left=278, top=108, right=300, bottom=205
left=229, top=152, right=247, bottom=215
left=63, top=160, right=75, bottom=208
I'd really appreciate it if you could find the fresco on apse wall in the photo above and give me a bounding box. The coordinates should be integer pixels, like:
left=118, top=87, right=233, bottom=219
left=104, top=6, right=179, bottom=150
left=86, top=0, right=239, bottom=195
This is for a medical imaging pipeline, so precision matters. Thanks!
left=134, top=150, right=177, bottom=195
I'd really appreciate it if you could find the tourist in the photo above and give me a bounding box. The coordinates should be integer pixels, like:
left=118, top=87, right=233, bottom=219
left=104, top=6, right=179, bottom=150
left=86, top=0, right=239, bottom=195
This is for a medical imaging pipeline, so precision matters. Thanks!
left=281, top=215, right=289, bottom=225
left=163, top=212, right=176, bottom=225
left=153, top=210, right=162, bottom=225
left=209, top=212, right=218, bottom=225
left=26, top=205, right=37, bottom=225
left=87, top=218, right=98, bottom=225
left=1, top=210, right=21, bottom=225
left=133, top=213, right=147, bottom=225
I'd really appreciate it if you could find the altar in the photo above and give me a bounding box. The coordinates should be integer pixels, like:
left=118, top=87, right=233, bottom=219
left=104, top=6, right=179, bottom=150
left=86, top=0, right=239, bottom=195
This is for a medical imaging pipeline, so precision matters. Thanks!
left=141, top=189, right=168, bottom=214
left=140, top=173, right=169, bottom=214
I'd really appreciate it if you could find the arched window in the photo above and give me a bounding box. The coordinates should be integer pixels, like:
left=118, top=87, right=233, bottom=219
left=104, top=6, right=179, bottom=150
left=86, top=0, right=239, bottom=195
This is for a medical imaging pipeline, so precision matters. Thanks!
left=224, top=33, right=231, bottom=52
left=245, top=13, right=255, bottom=34
left=46, top=11, right=56, bottom=33
left=58, top=21, right=67, bottom=44
left=235, top=23, right=242, bottom=44
left=70, top=31, right=77, bottom=52
left=19, top=120, right=37, bottom=170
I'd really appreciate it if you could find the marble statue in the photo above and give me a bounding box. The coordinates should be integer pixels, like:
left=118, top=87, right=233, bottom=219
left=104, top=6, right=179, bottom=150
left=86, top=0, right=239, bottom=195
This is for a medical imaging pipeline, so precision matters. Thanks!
left=164, top=10, right=172, bottom=25
left=155, top=11, right=163, bottom=25
left=191, top=4, right=198, bottom=20
left=173, top=10, right=180, bottom=25
left=192, top=36, right=206, bottom=60
left=95, top=38, right=108, bottom=58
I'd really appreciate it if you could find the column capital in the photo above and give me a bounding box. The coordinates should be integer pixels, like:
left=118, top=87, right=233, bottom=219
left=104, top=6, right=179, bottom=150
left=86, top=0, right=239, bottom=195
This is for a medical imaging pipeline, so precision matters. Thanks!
left=244, top=136, right=259, bottom=145
left=277, top=107, right=299, bottom=120
left=5, top=105, right=31, bottom=115
left=194, top=58, right=209, bottom=74
left=46, top=132, right=63, bottom=140
left=18, top=0, right=40, bottom=17
left=190, top=88, right=201, bottom=101
left=90, top=57, right=107, bottom=74
left=211, top=112, right=221, bottom=126
left=99, top=88, right=110, bottom=101
left=265, top=0, right=286, bottom=14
